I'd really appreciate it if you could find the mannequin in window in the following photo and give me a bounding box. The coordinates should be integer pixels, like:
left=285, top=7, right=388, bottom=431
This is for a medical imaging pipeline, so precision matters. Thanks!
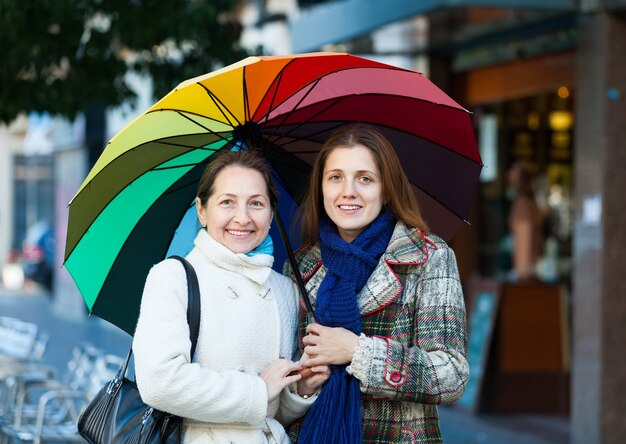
left=507, top=161, right=544, bottom=281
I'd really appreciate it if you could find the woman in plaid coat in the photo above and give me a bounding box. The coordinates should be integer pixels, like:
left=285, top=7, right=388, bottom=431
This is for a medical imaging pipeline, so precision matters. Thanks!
left=286, top=124, right=469, bottom=443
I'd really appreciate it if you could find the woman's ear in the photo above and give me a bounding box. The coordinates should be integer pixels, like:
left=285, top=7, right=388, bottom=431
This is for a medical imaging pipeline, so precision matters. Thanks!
left=195, top=197, right=206, bottom=228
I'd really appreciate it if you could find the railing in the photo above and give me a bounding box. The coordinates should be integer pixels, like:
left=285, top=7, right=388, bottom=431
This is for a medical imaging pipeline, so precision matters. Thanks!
left=0, top=316, right=124, bottom=443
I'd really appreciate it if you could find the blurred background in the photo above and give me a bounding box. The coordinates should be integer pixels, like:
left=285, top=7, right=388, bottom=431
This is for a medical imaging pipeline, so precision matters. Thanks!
left=1, top=1, right=625, bottom=443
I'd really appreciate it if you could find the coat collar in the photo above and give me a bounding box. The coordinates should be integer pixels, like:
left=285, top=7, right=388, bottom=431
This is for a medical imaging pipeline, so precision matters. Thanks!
left=294, top=222, right=434, bottom=316
left=194, top=229, right=274, bottom=286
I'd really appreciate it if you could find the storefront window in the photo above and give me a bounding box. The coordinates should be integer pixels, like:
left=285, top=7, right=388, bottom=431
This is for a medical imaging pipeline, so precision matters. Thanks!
left=474, top=90, right=573, bottom=285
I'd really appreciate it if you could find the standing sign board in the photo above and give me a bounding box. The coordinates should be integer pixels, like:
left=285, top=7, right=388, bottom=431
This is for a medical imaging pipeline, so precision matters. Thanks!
left=456, top=280, right=501, bottom=412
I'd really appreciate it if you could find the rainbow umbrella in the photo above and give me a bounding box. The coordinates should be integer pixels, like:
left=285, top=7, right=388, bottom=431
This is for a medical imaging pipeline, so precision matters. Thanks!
left=64, top=52, right=481, bottom=334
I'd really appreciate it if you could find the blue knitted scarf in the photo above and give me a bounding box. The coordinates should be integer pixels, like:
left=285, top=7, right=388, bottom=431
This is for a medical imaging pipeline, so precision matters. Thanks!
left=299, top=210, right=395, bottom=444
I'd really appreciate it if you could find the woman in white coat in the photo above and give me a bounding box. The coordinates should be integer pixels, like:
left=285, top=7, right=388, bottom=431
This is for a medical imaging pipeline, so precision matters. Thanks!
left=133, top=150, right=328, bottom=443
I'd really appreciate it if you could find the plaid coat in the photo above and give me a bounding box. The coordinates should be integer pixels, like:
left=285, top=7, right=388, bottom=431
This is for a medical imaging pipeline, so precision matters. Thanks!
left=285, top=222, right=468, bottom=443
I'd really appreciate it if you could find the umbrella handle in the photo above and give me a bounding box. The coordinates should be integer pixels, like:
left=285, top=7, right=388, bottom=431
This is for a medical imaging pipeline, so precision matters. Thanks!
left=272, top=205, right=316, bottom=321
left=288, top=367, right=315, bottom=379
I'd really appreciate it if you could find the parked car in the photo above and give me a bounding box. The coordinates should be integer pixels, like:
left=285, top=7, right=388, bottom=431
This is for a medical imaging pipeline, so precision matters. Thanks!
left=22, top=221, right=54, bottom=291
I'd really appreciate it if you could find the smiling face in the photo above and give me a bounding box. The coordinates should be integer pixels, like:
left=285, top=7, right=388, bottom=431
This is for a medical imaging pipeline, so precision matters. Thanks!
left=322, top=145, right=384, bottom=242
left=196, top=165, right=272, bottom=254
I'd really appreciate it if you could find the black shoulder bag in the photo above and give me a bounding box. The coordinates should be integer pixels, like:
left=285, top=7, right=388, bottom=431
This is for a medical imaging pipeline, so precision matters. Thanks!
left=78, top=256, right=200, bottom=444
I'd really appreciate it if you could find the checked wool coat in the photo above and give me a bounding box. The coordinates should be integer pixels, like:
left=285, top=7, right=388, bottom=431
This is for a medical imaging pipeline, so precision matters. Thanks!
left=285, top=222, right=469, bottom=443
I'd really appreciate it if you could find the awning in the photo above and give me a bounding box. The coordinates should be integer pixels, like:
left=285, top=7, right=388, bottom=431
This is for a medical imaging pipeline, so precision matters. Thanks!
left=290, top=0, right=578, bottom=53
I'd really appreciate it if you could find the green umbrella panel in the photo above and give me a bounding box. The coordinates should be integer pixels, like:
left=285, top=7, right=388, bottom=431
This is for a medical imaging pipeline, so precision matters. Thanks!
left=65, top=130, right=231, bottom=333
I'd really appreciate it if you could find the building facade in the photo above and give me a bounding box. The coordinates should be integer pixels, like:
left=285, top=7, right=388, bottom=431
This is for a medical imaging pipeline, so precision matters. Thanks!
left=242, top=1, right=626, bottom=442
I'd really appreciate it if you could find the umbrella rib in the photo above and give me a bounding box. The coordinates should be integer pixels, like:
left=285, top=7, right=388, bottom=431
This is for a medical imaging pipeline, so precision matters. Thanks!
left=196, top=83, right=242, bottom=128
left=175, top=110, right=227, bottom=133
left=259, top=69, right=285, bottom=134
left=265, top=122, right=346, bottom=149
left=243, top=66, right=250, bottom=122
left=148, top=108, right=235, bottom=130
left=287, top=119, right=480, bottom=166
left=252, top=58, right=350, bottom=126
left=265, top=98, right=344, bottom=146
left=68, top=55, right=482, bottom=331
left=408, top=178, right=470, bottom=222
left=162, top=178, right=206, bottom=197
left=255, top=57, right=329, bottom=127
left=158, top=132, right=235, bottom=150
left=255, top=58, right=307, bottom=125
left=154, top=136, right=231, bottom=150
left=252, top=135, right=311, bottom=175
left=88, top=163, right=207, bottom=330
left=263, top=79, right=322, bottom=148
left=261, top=137, right=474, bottom=223
left=252, top=60, right=397, bottom=124
left=264, top=115, right=482, bottom=213
left=264, top=95, right=481, bottom=165
left=152, top=161, right=214, bottom=171
left=154, top=146, right=231, bottom=198
left=166, top=113, right=237, bottom=149
left=254, top=59, right=389, bottom=139
left=65, top=140, right=231, bottom=261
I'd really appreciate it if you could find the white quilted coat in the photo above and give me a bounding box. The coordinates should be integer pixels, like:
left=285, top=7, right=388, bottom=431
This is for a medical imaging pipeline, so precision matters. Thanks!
left=133, top=229, right=313, bottom=443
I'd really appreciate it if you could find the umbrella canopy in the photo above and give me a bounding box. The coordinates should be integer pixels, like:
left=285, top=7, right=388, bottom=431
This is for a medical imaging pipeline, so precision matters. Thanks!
left=64, top=52, right=481, bottom=335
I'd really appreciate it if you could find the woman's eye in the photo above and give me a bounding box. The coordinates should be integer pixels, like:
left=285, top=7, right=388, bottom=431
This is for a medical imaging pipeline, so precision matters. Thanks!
left=328, top=174, right=341, bottom=182
left=250, top=200, right=264, bottom=208
left=358, top=176, right=373, bottom=183
left=220, top=199, right=233, bottom=206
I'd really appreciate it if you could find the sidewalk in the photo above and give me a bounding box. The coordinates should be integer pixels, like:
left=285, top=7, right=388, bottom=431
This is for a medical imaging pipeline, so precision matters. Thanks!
left=439, top=407, right=568, bottom=444
left=1, top=287, right=569, bottom=444
left=0, top=286, right=130, bottom=375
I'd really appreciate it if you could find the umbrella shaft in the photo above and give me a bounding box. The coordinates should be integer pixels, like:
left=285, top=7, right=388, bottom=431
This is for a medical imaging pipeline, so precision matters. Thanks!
left=272, top=205, right=315, bottom=319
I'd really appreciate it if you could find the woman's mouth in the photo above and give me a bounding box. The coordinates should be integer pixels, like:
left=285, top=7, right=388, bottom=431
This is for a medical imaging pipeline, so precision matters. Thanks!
left=338, top=204, right=362, bottom=211
left=227, top=229, right=252, bottom=237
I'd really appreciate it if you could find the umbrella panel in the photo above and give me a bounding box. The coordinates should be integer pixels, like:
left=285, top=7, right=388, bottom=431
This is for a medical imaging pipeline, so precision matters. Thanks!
left=265, top=95, right=478, bottom=162
left=92, top=161, right=207, bottom=335
left=251, top=54, right=391, bottom=121
left=66, top=141, right=229, bottom=314
left=65, top=113, right=233, bottom=259
left=65, top=143, right=192, bottom=257
left=265, top=123, right=481, bottom=224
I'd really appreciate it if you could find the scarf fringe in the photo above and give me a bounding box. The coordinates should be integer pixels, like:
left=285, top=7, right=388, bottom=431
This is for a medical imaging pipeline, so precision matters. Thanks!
left=299, top=366, right=362, bottom=444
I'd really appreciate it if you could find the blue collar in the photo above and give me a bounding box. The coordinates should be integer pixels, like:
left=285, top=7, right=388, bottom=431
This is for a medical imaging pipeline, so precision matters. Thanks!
left=246, top=233, right=274, bottom=257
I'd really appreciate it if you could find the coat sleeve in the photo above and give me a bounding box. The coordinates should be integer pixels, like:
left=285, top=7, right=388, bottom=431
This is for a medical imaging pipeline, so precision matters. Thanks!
left=132, top=260, right=269, bottom=424
left=346, top=244, right=469, bottom=404
left=274, top=277, right=317, bottom=426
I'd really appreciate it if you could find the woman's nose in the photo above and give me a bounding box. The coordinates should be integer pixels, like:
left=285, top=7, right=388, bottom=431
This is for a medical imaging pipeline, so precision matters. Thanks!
left=233, top=206, right=251, bottom=224
left=341, top=180, right=357, bottom=197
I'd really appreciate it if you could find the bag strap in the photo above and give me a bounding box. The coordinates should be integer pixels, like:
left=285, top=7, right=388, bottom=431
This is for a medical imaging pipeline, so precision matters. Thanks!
left=168, top=255, right=201, bottom=358
left=121, top=256, right=201, bottom=378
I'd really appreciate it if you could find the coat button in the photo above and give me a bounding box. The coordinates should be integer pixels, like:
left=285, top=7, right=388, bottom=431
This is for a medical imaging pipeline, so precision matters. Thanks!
left=390, top=371, right=402, bottom=383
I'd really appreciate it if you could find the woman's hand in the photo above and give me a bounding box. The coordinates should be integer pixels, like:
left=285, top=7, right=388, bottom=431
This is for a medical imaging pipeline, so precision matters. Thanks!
left=260, top=358, right=302, bottom=403
left=296, top=352, right=331, bottom=396
left=302, top=323, right=360, bottom=366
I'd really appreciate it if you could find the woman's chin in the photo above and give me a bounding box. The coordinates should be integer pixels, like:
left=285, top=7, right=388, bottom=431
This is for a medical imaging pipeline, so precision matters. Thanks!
left=224, top=240, right=258, bottom=254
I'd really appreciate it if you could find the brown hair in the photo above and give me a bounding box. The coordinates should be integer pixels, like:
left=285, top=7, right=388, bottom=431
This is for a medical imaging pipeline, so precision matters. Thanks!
left=197, top=150, right=278, bottom=207
left=298, top=123, right=429, bottom=243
